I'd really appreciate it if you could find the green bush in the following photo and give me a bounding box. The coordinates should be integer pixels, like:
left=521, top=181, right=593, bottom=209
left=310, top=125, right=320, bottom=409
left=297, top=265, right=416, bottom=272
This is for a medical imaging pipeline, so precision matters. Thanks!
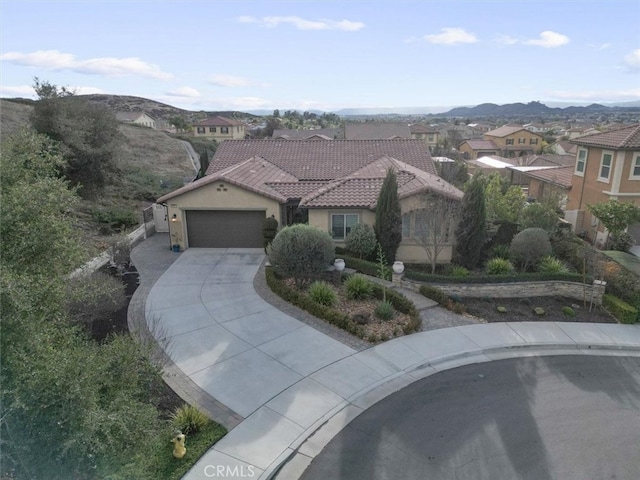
left=510, top=227, right=552, bottom=270
left=262, top=216, right=279, bottom=251
left=268, top=224, right=334, bottom=287
left=538, top=255, right=569, bottom=274
left=562, top=306, right=576, bottom=317
left=603, top=294, right=638, bottom=324
left=308, top=281, right=337, bottom=307
left=489, top=244, right=511, bottom=260
left=374, top=300, right=395, bottom=321
left=611, top=232, right=634, bottom=252
left=486, top=257, right=515, bottom=275
left=419, top=284, right=450, bottom=304
left=170, top=404, right=209, bottom=436
left=344, top=274, right=373, bottom=299
left=345, top=223, right=377, bottom=259
left=405, top=269, right=589, bottom=284
left=451, top=265, right=470, bottom=277
left=519, top=202, right=560, bottom=232
left=342, top=254, right=388, bottom=278
left=92, top=206, right=139, bottom=232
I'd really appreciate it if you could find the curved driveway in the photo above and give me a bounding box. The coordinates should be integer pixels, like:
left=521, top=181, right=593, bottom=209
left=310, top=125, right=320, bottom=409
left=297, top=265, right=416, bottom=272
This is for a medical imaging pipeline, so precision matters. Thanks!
left=142, top=247, right=640, bottom=480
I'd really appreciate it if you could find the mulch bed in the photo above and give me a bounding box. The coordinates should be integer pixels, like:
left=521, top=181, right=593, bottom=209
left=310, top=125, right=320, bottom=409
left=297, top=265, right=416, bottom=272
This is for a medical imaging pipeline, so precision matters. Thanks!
left=461, top=296, right=617, bottom=324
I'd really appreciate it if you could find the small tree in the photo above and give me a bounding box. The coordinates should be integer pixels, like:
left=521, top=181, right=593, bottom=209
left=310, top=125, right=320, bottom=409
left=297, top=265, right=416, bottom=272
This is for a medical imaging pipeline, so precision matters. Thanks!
left=519, top=202, right=560, bottom=232
left=484, top=173, right=526, bottom=224
left=454, top=175, right=486, bottom=269
left=345, top=223, right=377, bottom=259
left=267, top=224, right=334, bottom=287
left=509, top=227, right=552, bottom=271
left=587, top=200, right=640, bottom=249
left=374, top=169, right=402, bottom=264
left=410, top=192, right=460, bottom=274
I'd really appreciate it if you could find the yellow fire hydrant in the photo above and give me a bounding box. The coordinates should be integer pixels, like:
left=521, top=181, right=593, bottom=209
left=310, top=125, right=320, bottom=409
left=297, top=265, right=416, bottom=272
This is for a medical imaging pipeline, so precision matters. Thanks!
left=172, top=431, right=186, bottom=459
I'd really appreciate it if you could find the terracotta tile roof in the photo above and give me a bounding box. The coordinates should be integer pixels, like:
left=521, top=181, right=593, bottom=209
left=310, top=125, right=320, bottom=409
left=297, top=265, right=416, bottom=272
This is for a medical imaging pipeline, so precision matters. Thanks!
left=344, top=122, right=411, bottom=140
left=267, top=181, right=328, bottom=198
left=462, top=139, right=499, bottom=150
left=409, top=124, right=438, bottom=134
left=485, top=126, right=541, bottom=138
left=193, top=116, right=244, bottom=127
left=571, top=124, right=640, bottom=149
left=272, top=128, right=342, bottom=139
left=519, top=154, right=575, bottom=167
left=207, top=139, right=436, bottom=180
left=519, top=166, right=574, bottom=189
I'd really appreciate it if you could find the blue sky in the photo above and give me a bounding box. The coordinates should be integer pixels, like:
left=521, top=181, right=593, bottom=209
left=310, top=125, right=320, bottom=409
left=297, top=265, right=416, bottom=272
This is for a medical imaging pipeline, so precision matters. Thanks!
left=1, top=0, right=639, bottom=113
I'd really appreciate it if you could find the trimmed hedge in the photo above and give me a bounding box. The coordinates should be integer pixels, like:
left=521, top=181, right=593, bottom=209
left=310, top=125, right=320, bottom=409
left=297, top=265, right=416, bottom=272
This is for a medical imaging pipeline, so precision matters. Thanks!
left=602, top=294, right=638, bottom=324
left=342, top=254, right=387, bottom=278
left=406, top=269, right=592, bottom=284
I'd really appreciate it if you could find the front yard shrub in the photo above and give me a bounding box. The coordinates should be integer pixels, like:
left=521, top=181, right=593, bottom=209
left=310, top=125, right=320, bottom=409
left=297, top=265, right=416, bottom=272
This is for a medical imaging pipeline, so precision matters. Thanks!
left=419, top=284, right=449, bottom=304
left=612, top=231, right=634, bottom=252
left=562, top=306, right=576, bottom=317
left=268, top=224, right=334, bottom=287
left=345, top=223, right=377, bottom=259
left=451, top=265, right=470, bottom=278
left=262, top=215, right=279, bottom=252
left=170, top=404, right=209, bottom=436
left=602, top=294, right=638, bottom=324
left=486, top=257, right=515, bottom=275
left=308, top=281, right=337, bottom=307
left=344, top=274, right=373, bottom=300
left=92, top=206, right=139, bottom=233
left=538, top=256, right=569, bottom=274
left=510, top=227, right=552, bottom=270
left=489, top=244, right=511, bottom=260
left=341, top=254, right=380, bottom=277
left=374, top=300, right=395, bottom=321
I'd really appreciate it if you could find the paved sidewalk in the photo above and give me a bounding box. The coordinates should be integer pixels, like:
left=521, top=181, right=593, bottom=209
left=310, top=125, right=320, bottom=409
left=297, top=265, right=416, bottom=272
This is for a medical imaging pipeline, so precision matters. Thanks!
left=129, top=235, right=640, bottom=480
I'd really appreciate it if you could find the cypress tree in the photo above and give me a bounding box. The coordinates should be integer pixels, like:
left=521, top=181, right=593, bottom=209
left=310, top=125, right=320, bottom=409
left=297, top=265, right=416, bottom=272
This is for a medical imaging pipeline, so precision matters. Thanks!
left=374, top=168, right=402, bottom=264
left=454, top=175, right=486, bottom=269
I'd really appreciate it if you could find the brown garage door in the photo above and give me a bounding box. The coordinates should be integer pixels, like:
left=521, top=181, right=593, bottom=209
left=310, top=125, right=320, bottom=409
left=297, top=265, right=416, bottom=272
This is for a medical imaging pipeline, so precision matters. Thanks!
left=186, top=210, right=265, bottom=248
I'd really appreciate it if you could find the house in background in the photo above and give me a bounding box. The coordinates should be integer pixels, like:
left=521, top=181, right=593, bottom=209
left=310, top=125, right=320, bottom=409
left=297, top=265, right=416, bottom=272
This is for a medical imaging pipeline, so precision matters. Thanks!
left=459, top=139, right=500, bottom=159
left=409, top=124, right=440, bottom=149
left=564, top=124, right=640, bottom=246
left=272, top=128, right=342, bottom=140
left=193, top=116, right=246, bottom=141
left=344, top=122, right=411, bottom=140
left=157, top=139, right=463, bottom=264
left=483, top=126, right=544, bottom=158
left=116, top=111, right=156, bottom=129
left=508, top=165, right=573, bottom=208
left=553, top=140, right=578, bottom=156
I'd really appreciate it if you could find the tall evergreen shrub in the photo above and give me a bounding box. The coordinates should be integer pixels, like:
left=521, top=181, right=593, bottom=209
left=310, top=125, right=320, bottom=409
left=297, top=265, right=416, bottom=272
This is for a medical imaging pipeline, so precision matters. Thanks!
left=374, top=169, right=402, bottom=264
left=454, top=175, right=486, bottom=269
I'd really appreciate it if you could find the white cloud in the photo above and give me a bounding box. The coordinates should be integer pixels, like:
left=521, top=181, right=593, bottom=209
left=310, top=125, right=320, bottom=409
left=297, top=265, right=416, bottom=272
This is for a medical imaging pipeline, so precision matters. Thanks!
left=624, top=49, right=640, bottom=71
left=588, top=42, right=611, bottom=51
left=208, top=74, right=269, bottom=88
left=165, top=87, right=200, bottom=98
left=524, top=31, right=569, bottom=48
left=547, top=88, right=640, bottom=101
left=495, top=34, right=519, bottom=46
left=0, top=84, right=104, bottom=98
left=424, top=28, right=477, bottom=45
left=0, top=50, right=173, bottom=80
left=237, top=15, right=364, bottom=31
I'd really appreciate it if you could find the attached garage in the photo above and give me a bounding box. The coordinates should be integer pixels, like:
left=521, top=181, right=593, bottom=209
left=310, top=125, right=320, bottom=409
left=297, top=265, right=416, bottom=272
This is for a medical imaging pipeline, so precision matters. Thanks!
left=186, top=210, right=265, bottom=248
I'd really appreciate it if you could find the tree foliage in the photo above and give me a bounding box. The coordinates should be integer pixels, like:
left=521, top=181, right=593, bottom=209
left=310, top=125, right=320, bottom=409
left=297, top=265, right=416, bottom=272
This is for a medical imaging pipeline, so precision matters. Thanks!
left=509, top=227, right=552, bottom=271
left=374, top=169, right=402, bottom=264
left=587, top=200, right=640, bottom=247
left=30, top=77, right=121, bottom=195
left=454, top=175, right=486, bottom=269
left=484, top=173, right=526, bottom=224
left=345, top=223, right=377, bottom=259
left=519, top=202, right=560, bottom=232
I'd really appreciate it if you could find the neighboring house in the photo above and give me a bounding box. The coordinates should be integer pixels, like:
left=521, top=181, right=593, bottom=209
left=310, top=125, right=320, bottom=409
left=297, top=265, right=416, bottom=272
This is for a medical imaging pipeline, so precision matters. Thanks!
left=459, top=139, right=500, bottom=159
left=115, top=111, right=156, bottom=128
left=508, top=165, right=573, bottom=207
left=483, top=126, right=544, bottom=157
left=344, top=122, right=411, bottom=140
left=516, top=154, right=575, bottom=167
left=409, top=124, right=440, bottom=148
left=157, top=139, right=463, bottom=264
left=523, top=123, right=549, bottom=134
left=564, top=124, right=640, bottom=246
left=553, top=140, right=578, bottom=156
left=566, top=126, right=599, bottom=139
left=272, top=128, right=342, bottom=140
left=193, top=116, right=246, bottom=141
left=465, top=155, right=516, bottom=180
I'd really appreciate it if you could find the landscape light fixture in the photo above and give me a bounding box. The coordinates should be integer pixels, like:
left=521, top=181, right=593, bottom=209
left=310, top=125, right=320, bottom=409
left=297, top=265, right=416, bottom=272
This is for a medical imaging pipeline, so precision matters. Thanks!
left=171, top=214, right=177, bottom=222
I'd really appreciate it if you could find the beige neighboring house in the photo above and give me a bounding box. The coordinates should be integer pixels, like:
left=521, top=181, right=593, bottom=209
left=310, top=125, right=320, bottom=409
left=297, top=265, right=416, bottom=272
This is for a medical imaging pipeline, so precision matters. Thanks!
left=409, top=124, right=440, bottom=149
left=157, top=139, right=463, bottom=264
left=564, top=124, right=640, bottom=246
left=344, top=122, right=411, bottom=140
left=193, top=116, right=246, bottom=141
left=115, top=111, right=156, bottom=128
left=509, top=165, right=573, bottom=207
left=483, top=126, right=544, bottom=157
left=458, top=139, right=500, bottom=159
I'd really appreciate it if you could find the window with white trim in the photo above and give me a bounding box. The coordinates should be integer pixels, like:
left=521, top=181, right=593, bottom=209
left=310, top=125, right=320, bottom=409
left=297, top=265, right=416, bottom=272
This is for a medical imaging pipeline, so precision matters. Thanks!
left=221, top=127, right=229, bottom=134
left=630, top=153, right=640, bottom=180
left=197, top=127, right=205, bottom=134
left=209, top=127, right=216, bottom=133
left=575, top=149, right=587, bottom=176
left=331, top=214, right=358, bottom=239
left=598, top=151, right=613, bottom=182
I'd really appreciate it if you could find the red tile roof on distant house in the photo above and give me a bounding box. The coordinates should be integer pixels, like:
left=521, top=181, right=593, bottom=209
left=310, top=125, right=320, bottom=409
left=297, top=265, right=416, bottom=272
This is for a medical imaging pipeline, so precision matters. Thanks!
left=344, top=122, right=411, bottom=140
left=207, top=139, right=437, bottom=180
left=272, top=128, right=342, bottom=139
left=571, top=124, right=640, bottom=149
left=409, top=124, right=438, bottom=134
left=485, top=126, right=542, bottom=138
left=462, top=139, right=499, bottom=150
left=518, top=166, right=574, bottom=189
left=193, top=116, right=244, bottom=127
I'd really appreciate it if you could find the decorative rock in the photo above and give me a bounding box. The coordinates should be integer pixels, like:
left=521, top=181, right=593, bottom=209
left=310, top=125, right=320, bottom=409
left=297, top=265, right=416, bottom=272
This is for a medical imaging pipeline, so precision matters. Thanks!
left=534, top=307, right=545, bottom=315
left=497, top=306, right=507, bottom=313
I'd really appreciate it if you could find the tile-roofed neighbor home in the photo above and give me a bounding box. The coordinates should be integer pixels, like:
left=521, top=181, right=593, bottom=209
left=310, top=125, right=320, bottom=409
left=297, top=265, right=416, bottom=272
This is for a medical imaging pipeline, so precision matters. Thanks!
left=570, top=124, right=640, bottom=150
left=115, top=111, right=156, bottom=128
left=272, top=128, right=343, bottom=140
left=344, top=122, right=412, bottom=140
left=193, top=116, right=246, bottom=141
left=157, top=138, right=463, bottom=265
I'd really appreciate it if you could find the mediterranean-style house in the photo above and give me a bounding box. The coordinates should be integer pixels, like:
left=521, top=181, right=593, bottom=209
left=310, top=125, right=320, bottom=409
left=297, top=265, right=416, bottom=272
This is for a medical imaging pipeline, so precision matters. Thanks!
left=192, top=116, right=246, bottom=141
left=458, top=140, right=500, bottom=159
left=564, top=124, right=640, bottom=246
left=115, top=111, right=156, bottom=128
left=483, top=126, right=544, bottom=157
left=272, top=128, right=342, bottom=140
left=157, top=139, right=463, bottom=264
left=409, top=124, right=440, bottom=149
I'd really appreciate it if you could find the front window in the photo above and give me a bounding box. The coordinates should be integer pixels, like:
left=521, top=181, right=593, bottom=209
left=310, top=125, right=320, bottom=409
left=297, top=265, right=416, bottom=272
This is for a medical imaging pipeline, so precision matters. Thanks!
left=331, top=214, right=358, bottom=239
left=598, top=152, right=613, bottom=182
left=428, top=134, right=435, bottom=142
left=530, top=138, right=538, bottom=145
left=518, top=138, right=526, bottom=144
left=630, top=153, right=640, bottom=179
left=575, top=149, right=587, bottom=176
left=197, top=127, right=205, bottom=134
left=221, top=127, right=229, bottom=134
left=506, top=138, right=514, bottom=145
left=209, top=127, right=216, bottom=133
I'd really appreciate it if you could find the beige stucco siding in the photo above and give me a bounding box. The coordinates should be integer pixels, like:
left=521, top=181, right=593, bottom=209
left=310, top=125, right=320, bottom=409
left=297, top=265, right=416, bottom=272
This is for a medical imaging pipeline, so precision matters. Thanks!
left=164, top=182, right=281, bottom=250
left=308, top=208, right=376, bottom=242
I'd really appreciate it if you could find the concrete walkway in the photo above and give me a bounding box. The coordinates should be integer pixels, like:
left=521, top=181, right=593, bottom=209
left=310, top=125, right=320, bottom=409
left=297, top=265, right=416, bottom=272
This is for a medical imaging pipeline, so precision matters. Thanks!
left=129, top=234, right=640, bottom=480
